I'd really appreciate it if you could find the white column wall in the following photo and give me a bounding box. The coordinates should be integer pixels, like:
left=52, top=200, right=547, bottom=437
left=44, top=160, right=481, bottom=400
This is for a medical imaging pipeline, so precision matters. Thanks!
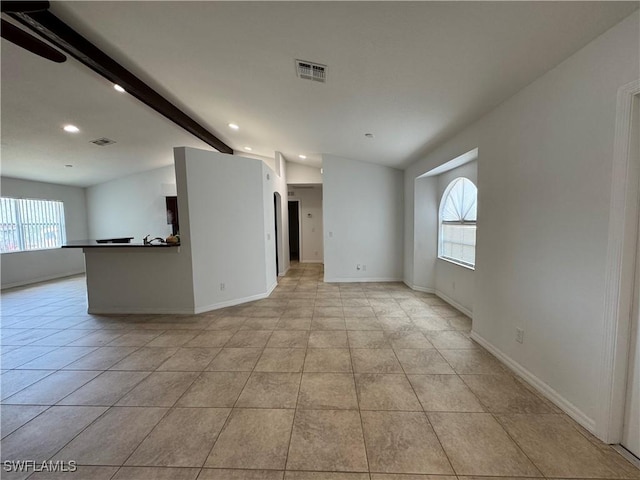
left=274, top=152, right=291, bottom=276
left=175, top=147, right=274, bottom=312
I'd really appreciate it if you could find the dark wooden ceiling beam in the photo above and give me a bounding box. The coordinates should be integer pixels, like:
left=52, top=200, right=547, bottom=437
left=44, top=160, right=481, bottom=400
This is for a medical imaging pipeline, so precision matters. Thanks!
left=9, top=10, right=233, bottom=154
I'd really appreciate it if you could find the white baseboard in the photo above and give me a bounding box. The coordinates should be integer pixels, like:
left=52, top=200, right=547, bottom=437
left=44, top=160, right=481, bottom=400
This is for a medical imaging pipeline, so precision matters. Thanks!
left=299, top=260, right=323, bottom=264
left=324, top=277, right=404, bottom=283
left=404, top=281, right=436, bottom=294
left=88, top=306, right=194, bottom=315
left=404, top=283, right=471, bottom=317
left=266, top=280, right=278, bottom=296
left=1, top=270, right=86, bottom=290
left=470, top=330, right=596, bottom=433
left=612, top=445, right=640, bottom=468
left=278, top=265, right=291, bottom=277
left=435, top=290, right=473, bottom=318
left=89, top=283, right=279, bottom=316
left=194, top=282, right=278, bottom=314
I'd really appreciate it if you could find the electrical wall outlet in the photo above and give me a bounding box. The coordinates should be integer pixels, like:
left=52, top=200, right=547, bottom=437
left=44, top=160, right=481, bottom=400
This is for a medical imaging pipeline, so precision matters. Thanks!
left=516, top=328, right=524, bottom=344
left=220, top=283, right=225, bottom=291
left=362, top=264, right=367, bottom=271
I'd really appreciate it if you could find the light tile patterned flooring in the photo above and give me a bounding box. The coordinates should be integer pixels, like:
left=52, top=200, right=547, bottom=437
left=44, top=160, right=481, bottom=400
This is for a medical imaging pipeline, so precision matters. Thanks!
left=0, top=262, right=638, bottom=480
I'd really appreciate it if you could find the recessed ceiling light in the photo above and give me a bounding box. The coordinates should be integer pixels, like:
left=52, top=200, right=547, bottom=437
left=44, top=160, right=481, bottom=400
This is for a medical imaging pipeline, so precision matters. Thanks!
left=228, top=123, right=239, bottom=130
left=298, top=155, right=307, bottom=159
left=63, top=125, right=80, bottom=133
left=244, top=146, right=252, bottom=151
left=365, top=133, right=374, bottom=138
left=113, top=84, right=125, bottom=93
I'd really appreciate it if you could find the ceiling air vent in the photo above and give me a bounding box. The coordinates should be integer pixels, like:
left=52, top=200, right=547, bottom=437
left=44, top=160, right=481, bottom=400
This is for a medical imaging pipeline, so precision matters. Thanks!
left=296, top=59, right=327, bottom=83
left=90, top=137, right=116, bottom=147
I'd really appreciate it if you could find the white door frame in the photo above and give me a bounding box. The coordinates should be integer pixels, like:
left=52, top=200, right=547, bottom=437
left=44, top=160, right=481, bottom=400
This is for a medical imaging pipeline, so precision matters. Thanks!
left=598, top=80, right=640, bottom=443
left=274, top=192, right=285, bottom=276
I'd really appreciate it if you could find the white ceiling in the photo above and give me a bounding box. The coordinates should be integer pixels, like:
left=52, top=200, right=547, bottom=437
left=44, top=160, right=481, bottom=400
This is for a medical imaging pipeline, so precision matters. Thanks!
left=1, top=2, right=637, bottom=187
left=0, top=32, right=214, bottom=186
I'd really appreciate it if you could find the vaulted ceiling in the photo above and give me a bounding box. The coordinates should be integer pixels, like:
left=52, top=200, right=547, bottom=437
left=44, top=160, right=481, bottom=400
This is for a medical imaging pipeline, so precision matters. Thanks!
left=2, top=1, right=637, bottom=187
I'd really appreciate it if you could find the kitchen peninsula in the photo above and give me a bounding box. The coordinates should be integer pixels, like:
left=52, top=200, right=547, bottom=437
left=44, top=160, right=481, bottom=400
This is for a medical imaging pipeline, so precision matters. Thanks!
left=62, top=147, right=279, bottom=316
left=62, top=239, right=189, bottom=314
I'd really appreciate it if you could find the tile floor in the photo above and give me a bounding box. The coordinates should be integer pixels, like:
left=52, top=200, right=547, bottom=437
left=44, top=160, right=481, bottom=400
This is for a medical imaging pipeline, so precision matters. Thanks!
left=1, top=262, right=638, bottom=479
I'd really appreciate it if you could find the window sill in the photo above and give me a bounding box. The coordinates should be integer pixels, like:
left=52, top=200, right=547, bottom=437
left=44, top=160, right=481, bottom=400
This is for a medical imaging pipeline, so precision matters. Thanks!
left=438, top=256, right=475, bottom=271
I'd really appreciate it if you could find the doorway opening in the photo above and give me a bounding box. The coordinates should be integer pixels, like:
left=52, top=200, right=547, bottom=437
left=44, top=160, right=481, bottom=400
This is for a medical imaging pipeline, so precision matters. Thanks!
left=600, top=82, right=640, bottom=459
left=288, top=200, right=300, bottom=262
left=620, top=93, right=640, bottom=462
left=274, top=193, right=281, bottom=274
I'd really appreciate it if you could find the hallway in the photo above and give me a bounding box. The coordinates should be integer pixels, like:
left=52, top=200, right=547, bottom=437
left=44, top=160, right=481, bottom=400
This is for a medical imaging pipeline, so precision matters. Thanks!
left=0, top=263, right=638, bottom=479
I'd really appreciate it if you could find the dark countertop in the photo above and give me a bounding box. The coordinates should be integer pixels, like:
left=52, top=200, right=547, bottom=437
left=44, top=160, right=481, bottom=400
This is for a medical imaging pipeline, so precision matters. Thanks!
left=62, top=240, right=180, bottom=249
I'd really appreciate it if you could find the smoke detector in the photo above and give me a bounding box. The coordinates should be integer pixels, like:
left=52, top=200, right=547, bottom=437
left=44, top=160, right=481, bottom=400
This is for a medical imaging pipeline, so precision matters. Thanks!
left=90, top=137, right=116, bottom=147
left=295, top=59, right=327, bottom=83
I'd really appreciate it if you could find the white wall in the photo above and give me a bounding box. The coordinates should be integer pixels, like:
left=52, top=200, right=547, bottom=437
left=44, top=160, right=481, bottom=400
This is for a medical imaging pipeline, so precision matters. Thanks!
left=175, top=147, right=275, bottom=312
left=262, top=162, right=278, bottom=289
left=273, top=152, right=291, bottom=276
left=323, top=155, right=403, bottom=282
left=1, top=177, right=88, bottom=288
left=86, top=165, right=176, bottom=241
left=409, top=175, right=438, bottom=292
left=287, top=161, right=323, bottom=184
left=434, top=161, right=477, bottom=315
left=288, top=186, right=323, bottom=263
left=231, top=151, right=291, bottom=276
left=236, top=151, right=277, bottom=173
left=404, top=12, right=640, bottom=433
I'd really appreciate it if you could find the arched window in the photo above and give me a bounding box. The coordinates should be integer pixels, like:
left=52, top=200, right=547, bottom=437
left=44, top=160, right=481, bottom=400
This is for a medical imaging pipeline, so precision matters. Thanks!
left=439, top=177, right=477, bottom=268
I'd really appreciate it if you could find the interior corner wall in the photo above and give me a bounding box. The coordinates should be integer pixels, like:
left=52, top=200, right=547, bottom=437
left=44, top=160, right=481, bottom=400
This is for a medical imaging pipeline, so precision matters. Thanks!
left=86, top=165, right=176, bottom=241
left=403, top=171, right=416, bottom=288
left=1, top=176, right=88, bottom=289
left=434, top=161, right=477, bottom=315
left=404, top=11, right=640, bottom=433
left=177, top=147, right=272, bottom=312
left=286, top=161, right=323, bottom=184
left=288, top=186, right=324, bottom=263
left=323, top=155, right=403, bottom=282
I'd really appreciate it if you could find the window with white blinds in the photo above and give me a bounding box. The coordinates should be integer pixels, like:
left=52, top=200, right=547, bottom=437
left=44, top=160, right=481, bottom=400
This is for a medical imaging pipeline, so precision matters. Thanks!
left=439, top=177, right=477, bottom=268
left=0, top=198, right=67, bottom=253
